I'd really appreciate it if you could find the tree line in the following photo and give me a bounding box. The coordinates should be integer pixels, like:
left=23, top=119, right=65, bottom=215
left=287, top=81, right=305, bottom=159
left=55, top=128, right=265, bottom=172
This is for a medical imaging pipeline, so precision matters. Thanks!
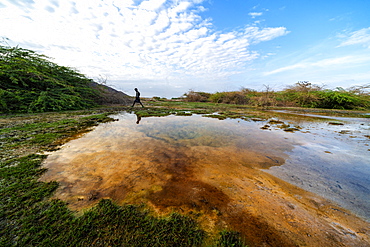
left=184, top=81, right=370, bottom=110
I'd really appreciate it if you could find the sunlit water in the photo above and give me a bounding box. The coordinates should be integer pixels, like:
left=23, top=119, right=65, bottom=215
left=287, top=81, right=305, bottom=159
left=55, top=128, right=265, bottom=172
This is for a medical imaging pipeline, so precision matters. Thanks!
left=41, top=112, right=370, bottom=221
left=265, top=112, right=370, bottom=221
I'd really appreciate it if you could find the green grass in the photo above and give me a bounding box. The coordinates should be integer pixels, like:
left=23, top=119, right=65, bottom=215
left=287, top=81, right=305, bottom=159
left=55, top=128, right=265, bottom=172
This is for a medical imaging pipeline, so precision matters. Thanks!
left=5, top=197, right=205, bottom=246
left=0, top=108, right=247, bottom=247
left=0, top=113, right=115, bottom=160
left=216, top=230, right=245, bottom=247
left=134, top=108, right=173, bottom=117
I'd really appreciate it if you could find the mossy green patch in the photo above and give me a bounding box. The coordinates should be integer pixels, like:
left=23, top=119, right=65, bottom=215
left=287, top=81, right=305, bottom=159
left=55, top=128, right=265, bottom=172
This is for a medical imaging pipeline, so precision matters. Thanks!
left=176, top=111, right=193, bottom=116
left=0, top=113, right=115, bottom=159
left=133, top=108, right=173, bottom=117
left=203, top=114, right=228, bottom=120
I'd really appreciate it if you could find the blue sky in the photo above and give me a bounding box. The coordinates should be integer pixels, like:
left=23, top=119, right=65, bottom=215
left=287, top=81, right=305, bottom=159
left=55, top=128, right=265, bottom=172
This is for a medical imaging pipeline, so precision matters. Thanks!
left=1, top=0, right=370, bottom=98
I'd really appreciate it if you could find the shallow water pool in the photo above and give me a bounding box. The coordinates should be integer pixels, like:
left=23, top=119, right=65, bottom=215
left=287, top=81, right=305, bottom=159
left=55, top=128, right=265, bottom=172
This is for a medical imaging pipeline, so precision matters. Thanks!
left=41, top=111, right=370, bottom=222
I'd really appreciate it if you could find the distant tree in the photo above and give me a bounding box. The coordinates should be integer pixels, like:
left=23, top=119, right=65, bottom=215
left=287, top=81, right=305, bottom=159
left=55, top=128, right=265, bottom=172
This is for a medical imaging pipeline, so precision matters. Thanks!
left=252, top=84, right=276, bottom=107
left=280, top=81, right=323, bottom=107
left=96, top=74, right=108, bottom=85
left=347, top=84, right=370, bottom=96
left=286, top=81, right=323, bottom=92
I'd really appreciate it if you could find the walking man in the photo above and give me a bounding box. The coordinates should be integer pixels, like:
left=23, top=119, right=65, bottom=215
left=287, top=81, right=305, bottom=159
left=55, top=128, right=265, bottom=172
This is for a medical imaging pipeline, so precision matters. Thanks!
left=131, top=88, right=144, bottom=107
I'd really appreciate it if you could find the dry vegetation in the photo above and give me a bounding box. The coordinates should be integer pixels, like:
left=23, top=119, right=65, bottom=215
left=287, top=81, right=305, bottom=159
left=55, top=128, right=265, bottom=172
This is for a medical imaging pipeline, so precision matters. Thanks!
left=184, top=81, right=370, bottom=110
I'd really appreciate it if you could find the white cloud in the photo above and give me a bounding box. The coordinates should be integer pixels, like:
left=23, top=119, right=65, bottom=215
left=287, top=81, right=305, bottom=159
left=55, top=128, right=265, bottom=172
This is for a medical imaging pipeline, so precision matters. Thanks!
left=0, top=0, right=288, bottom=97
left=248, top=12, right=262, bottom=18
left=139, top=0, right=167, bottom=11
left=265, top=55, right=370, bottom=75
left=245, top=26, right=289, bottom=44
left=338, top=27, right=370, bottom=48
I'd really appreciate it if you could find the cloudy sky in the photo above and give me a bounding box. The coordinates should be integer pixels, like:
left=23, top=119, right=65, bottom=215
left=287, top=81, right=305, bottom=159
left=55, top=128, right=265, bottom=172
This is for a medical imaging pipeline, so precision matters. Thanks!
left=1, top=0, right=370, bottom=98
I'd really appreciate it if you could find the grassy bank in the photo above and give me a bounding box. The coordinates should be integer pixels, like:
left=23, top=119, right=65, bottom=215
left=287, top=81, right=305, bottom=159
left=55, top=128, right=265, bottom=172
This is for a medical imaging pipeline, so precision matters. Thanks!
left=0, top=107, right=246, bottom=247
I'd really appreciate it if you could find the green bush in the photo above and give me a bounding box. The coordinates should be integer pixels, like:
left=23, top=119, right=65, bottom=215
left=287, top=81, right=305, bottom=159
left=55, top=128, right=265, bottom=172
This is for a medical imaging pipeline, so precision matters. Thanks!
left=0, top=45, right=98, bottom=113
left=278, top=90, right=320, bottom=107
left=209, top=92, right=226, bottom=103
left=312, top=90, right=366, bottom=109
left=278, top=82, right=320, bottom=107
left=278, top=82, right=369, bottom=109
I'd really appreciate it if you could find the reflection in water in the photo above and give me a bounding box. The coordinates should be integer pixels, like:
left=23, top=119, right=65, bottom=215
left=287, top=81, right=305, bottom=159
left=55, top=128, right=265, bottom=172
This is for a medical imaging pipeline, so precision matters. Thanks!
left=40, top=112, right=370, bottom=245
left=41, top=113, right=291, bottom=206
left=136, top=115, right=141, bottom=124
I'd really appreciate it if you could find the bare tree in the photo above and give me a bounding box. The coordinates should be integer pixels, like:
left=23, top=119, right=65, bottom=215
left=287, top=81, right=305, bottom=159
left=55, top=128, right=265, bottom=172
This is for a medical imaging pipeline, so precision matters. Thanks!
left=96, top=74, right=108, bottom=85
left=348, top=84, right=370, bottom=95
left=255, top=84, right=276, bottom=107
left=286, top=81, right=324, bottom=92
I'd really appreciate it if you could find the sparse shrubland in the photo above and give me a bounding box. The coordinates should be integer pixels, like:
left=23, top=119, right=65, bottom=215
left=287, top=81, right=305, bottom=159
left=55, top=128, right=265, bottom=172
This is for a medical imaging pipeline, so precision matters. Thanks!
left=184, top=81, right=370, bottom=110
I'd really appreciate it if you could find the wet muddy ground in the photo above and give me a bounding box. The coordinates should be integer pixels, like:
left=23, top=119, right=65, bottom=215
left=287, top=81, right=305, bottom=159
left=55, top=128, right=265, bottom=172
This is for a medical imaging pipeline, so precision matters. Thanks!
left=40, top=111, right=370, bottom=246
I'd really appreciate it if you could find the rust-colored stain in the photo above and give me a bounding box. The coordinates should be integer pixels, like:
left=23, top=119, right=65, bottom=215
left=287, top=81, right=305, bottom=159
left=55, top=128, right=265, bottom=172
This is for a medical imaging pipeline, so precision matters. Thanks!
left=41, top=114, right=370, bottom=247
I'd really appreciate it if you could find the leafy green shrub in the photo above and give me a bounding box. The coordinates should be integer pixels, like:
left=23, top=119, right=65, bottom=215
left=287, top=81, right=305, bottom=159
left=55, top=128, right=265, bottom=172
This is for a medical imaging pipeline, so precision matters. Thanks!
left=209, top=92, right=226, bottom=103
left=312, top=90, right=366, bottom=109
left=278, top=82, right=370, bottom=109
left=0, top=45, right=98, bottom=113
left=278, top=90, right=320, bottom=107
left=0, top=89, right=22, bottom=112
left=279, top=81, right=322, bottom=107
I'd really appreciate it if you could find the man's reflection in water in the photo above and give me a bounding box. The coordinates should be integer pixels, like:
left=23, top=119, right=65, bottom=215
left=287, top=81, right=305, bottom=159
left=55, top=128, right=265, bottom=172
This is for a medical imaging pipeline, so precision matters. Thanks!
left=136, top=115, right=141, bottom=124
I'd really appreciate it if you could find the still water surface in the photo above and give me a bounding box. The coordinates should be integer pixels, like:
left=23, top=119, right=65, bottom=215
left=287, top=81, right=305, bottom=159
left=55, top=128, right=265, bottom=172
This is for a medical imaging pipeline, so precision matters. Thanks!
left=41, top=111, right=370, bottom=221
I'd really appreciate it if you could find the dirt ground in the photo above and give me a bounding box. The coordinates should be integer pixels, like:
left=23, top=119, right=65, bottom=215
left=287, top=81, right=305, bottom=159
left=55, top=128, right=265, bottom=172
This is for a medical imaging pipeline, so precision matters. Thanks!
left=40, top=117, right=370, bottom=247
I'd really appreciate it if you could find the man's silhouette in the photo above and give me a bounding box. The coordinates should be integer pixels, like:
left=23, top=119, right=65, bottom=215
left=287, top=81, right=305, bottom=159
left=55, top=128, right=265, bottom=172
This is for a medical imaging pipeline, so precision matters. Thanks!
left=131, top=88, right=144, bottom=107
